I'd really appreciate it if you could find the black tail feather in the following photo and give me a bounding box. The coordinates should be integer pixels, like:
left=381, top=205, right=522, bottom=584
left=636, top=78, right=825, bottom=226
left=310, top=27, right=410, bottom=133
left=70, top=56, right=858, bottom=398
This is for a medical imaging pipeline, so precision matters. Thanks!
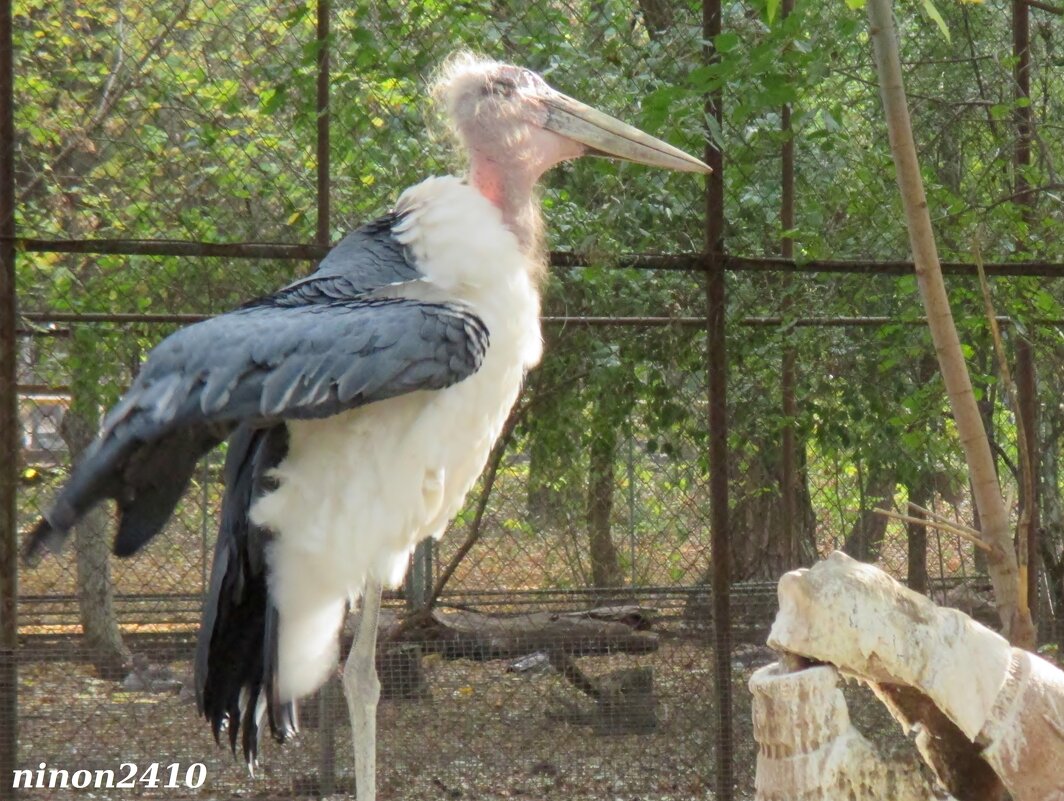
left=264, top=604, right=299, bottom=741
left=195, top=423, right=294, bottom=768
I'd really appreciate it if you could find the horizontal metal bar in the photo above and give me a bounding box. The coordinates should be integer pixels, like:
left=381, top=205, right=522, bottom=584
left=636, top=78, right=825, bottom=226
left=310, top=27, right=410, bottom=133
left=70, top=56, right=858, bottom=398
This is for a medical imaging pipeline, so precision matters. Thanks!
left=551, top=250, right=704, bottom=271
left=439, top=585, right=709, bottom=597
left=737, top=315, right=1062, bottom=327
left=19, top=311, right=1063, bottom=328
left=12, top=574, right=984, bottom=610
left=12, top=237, right=1064, bottom=276
left=548, top=315, right=1058, bottom=327
left=14, top=237, right=699, bottom=269
left=727, top=255, right=1064, bottom=277
left=16, top=237, right=327, bottom=260
left=15, top=327, right=67, bottom=337
left=21, top=311, right=208, bottom=324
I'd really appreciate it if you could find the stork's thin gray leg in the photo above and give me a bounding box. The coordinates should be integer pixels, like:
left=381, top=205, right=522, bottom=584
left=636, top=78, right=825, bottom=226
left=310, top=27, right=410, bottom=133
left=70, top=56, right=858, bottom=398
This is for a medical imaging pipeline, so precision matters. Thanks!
left=344, top=578, right=383, bottom=801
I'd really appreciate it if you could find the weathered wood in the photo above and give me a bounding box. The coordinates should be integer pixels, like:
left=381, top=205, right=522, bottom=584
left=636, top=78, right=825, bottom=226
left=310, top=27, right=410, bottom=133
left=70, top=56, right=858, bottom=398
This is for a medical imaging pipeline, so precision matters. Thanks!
left=749, top=664, right=941, bottom=801
left=385, top=606, right=659, bottom=660
left=395, top=607, right=660, bottom=735
left=767, top=552, right=1064, bottom=800
left=547, top=665, right=658, bottom=735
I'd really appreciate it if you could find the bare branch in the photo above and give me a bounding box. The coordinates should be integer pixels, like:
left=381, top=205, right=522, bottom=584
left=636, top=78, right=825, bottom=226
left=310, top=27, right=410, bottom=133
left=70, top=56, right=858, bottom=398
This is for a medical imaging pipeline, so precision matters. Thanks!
left=1020, top=0, right=1064, bottom=15
left=975, top=248, right=1032, bottom=615
left=961, top=7, right=999, bottom=136
left=865, top=0, right=1031, bottom=645
left=425, top=403, right=526, bottom=608
left=905, top=500, right=983, bottom=539
left=21, top=1, right=193, bottom=201
left=873, top=508, right=994, bottom=554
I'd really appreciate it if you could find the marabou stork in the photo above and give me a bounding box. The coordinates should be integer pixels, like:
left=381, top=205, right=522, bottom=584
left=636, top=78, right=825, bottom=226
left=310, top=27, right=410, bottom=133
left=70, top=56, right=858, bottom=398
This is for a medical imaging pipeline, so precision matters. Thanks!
left=25, top=54, right=709, bottom=799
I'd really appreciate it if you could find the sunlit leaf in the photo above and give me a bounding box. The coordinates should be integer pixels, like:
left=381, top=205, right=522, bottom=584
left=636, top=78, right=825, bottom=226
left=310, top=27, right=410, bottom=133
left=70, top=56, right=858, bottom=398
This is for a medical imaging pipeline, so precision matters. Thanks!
left=921, top=0, right=951, bottom=41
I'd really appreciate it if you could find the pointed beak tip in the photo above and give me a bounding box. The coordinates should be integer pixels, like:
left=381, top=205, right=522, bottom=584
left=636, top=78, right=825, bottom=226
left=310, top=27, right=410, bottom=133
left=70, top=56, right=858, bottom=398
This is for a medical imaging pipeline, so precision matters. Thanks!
left=673, top=158, right=712, bottom=175
left=543, top=93, right=713, bottom=177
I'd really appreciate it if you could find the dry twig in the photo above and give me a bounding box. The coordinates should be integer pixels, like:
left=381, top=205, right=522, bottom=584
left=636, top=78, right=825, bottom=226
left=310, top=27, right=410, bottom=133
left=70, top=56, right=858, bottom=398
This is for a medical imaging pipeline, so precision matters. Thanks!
left=873, top=507, right=993, bottom=553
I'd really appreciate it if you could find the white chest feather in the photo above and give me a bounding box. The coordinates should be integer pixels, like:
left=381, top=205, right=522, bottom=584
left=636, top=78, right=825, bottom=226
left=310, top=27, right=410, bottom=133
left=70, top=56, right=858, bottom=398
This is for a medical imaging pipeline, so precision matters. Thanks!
left=247, top=178, right=541, bottom=698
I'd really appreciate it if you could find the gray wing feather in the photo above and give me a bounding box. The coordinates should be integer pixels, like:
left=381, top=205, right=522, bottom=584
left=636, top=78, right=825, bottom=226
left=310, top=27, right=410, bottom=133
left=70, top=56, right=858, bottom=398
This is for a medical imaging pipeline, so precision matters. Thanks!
left=128, top=298, right=486, bottom=426
left=268, top=212, right=421, bottom=306
left=25, top=297, right=489, bottom=561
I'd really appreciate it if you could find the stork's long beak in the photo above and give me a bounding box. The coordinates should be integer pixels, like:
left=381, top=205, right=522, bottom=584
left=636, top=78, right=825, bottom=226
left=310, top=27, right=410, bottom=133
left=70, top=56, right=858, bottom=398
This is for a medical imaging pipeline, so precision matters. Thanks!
left=543, top=91, right=711, bottom=174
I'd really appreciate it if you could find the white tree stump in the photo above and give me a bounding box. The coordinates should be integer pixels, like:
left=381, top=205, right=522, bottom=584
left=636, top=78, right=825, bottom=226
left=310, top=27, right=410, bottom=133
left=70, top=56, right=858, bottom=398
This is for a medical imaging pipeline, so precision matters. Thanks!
left=749, top=662, right=941, bottom=800
left=761, top=551, right=1064, bottom=800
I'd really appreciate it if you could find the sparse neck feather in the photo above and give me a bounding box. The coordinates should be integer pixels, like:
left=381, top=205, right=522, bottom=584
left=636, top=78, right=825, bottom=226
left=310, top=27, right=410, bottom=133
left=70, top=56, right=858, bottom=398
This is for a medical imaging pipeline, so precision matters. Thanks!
left=469, top=155, right=543, bottom=257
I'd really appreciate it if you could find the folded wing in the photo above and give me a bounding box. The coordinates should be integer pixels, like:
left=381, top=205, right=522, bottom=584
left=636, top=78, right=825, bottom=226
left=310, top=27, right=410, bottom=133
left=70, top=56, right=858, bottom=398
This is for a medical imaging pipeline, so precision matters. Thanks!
left=24, top=297, right=489, bottom=560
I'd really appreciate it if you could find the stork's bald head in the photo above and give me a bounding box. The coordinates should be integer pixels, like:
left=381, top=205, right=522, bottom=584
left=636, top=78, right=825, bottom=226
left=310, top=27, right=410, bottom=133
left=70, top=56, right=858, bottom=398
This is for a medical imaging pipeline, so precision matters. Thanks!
left=433, top=54, right=710, bottom=184
left=432, top=55, right=577, bottom=189
left=431, top=53, right=709, bottom=251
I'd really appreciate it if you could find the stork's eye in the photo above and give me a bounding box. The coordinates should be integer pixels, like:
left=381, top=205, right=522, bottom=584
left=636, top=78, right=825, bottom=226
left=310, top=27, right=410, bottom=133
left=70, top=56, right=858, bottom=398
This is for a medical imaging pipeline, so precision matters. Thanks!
left=487, top=77, right=516, bottom=97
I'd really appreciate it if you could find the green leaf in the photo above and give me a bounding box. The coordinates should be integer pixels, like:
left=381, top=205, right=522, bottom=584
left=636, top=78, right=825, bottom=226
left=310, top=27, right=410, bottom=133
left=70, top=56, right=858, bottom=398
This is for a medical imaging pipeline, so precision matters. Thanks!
left=259, top=85, right=287, bottom=115
left=714, top=32, right=740, bottom=53
left=703, top=113, right=724, bottom=149
left=766, top=0, right=780, bottom=23
left=921, top=0, right=951, bottom=41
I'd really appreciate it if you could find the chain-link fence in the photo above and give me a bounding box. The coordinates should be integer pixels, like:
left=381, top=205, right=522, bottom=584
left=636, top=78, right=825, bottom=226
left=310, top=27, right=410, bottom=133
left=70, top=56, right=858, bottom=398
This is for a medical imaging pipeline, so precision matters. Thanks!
left=3, top=0, right=1063, bottom=799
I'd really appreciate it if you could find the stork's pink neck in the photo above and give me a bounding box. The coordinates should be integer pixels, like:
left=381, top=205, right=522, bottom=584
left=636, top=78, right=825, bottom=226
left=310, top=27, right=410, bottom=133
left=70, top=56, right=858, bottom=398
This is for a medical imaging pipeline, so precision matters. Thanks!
left=469, top=155, right=541, bottom=253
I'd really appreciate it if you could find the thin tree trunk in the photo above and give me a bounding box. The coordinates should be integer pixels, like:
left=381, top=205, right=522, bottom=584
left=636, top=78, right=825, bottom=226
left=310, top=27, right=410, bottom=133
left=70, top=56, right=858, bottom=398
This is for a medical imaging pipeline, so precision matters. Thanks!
left=1013, top=0, right=1038, bottom=628
left=63, top=331, right=130, bottom=678
left=1016, top=337, right=1039, bottom=625
left=907, top=483, right=929, bottom=595
left=865, top=0, right=1034, bottom=647
left=527, top=436, right=572, bottom=529
left=842, top=468, right=894, bottom=562
left=586, top=418, right=622, bottom=588
left=906, top=357, right=936, bottom=595
left=779, top=0, right=798, bottom=570
left=1039, top=412, right=1063, bottom=640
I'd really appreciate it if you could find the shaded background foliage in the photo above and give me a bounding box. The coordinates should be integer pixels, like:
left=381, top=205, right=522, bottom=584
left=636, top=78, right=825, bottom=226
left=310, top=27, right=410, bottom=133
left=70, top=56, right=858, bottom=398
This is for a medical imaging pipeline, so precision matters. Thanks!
left=5, top=0, right=1064, bottom=797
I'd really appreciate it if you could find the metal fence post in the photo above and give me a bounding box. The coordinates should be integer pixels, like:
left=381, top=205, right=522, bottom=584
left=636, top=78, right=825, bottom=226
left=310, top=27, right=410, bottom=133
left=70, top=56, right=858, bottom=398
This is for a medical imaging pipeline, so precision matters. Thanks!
left=1012, top=0, right=1040, bottom=625
left=316, top=0, right=331, bottom=248
left=314, top=2, right=338, bottom=797
left=703, top=0, right=733, bottom=798
left=0, top=0, right=19, bottom=796
left=779, top=0, right=798, bottom=574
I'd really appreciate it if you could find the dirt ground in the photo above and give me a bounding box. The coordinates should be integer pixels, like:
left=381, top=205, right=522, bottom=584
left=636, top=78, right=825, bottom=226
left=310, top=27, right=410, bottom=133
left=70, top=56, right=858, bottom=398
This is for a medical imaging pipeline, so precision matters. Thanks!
left=16, top=639, right=762, bottom=800
left=14, top=614, right=976, bottom=801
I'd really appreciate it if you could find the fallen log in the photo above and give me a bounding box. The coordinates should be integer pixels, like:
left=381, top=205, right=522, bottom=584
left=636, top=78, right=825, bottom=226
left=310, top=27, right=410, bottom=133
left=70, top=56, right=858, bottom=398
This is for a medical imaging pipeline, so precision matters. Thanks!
left=384, top=605, right=659, bottom=660
left=305, top=606, right=659, bottom=729
left=380, top=604, right=661, bottom=733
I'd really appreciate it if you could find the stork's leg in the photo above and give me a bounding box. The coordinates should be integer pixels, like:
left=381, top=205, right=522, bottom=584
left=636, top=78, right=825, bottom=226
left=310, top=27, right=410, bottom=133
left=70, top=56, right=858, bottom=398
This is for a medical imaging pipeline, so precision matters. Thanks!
left=343, top=578, right=383, bottom=801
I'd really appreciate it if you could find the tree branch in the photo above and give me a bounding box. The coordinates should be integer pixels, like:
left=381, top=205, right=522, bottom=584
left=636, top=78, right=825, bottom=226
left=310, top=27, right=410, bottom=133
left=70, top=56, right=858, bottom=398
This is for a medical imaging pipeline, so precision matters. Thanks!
left=865, top=0, right=1032, bottom=646
left=21, top=1, right=192, bottom=201
left=873, top=508, right=995, bottom=554
left=961, top=7, right=999, bottom=137
left=1020, top=0, right=1063, bottom=15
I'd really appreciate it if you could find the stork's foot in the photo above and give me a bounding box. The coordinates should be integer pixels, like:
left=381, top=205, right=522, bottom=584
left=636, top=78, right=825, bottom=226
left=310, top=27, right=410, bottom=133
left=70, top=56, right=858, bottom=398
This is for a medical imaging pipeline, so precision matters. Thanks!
left=343, top=579, right=383, bottom=801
